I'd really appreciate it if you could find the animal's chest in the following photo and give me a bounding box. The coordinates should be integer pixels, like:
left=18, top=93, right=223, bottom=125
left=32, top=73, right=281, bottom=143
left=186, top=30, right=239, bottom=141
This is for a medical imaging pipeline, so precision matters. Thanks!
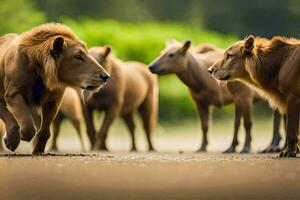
left=30, top=76, right=46, bottom=105
left=88, top=86, right=117, bottom=110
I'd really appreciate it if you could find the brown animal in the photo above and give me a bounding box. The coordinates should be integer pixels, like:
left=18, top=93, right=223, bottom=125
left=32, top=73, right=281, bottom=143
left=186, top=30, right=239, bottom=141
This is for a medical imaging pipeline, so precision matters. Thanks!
left=50, top=87, right=85, bottom=151
left=149, top=40, right=262, bottom=153
left=194, top=43, right=223, bottom=54
left=208, top=35, right=300, bottom=157
left=0, top=23, right=109, bottom=154
left=0, top=88, right=85, bottom=152
left=83, top=46, right=158, bottom=151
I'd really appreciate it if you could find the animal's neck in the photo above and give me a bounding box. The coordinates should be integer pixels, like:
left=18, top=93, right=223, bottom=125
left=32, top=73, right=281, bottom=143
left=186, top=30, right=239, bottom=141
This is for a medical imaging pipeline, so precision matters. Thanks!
left=176, top=52, right=209, bottom=91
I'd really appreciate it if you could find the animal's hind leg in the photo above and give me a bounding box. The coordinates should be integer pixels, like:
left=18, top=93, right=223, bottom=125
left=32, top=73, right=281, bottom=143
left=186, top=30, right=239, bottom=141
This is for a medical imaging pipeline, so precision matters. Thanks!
left=50, top=112, right=63, bottom=151
left=224, top=104, right=242, bottom=153
left=122, top=113, right=136, bottom=151
left=0, top=101, right=20, bottom=152
left=240, top=100, right=253, bottom=154
left=139, top=102, right=155, bottom=152
left=70, top=118, right=85, bottom=152
left=261, top=110, right=282, bottom=153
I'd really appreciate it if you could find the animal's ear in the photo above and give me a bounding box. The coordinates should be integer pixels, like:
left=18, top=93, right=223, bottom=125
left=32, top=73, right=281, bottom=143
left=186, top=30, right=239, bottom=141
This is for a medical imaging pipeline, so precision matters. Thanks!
left=181, top=40, right=191, bottom=54
left=244, top=35, right=255, bottom=53
left=52, top=37, right=64, bottom=57
left=166, top=39, right=178, bottom=47
left=103, top=46, right=112, bottom=59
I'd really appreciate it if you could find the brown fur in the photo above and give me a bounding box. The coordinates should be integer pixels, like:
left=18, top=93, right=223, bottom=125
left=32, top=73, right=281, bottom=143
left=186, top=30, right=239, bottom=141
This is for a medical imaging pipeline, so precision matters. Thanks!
left=50, top=87, right=85, bottom=152
left=209, top=35, right=300, bottom=157
left=149, top=40, right=263, bottom=153
left=0, top=23, right=109, bottom=154
left=194, top=44, right=223, bottom=54
left=83, top=46, right=158, bottom=151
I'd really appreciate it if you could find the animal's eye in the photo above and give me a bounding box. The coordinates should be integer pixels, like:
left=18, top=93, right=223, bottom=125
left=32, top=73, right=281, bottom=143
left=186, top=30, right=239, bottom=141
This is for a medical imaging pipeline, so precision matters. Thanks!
left=168, top=53, right=175, bottom=58
left=226, top=53, right=233, bottom=59
left=74, top=54, right=84, bottom=61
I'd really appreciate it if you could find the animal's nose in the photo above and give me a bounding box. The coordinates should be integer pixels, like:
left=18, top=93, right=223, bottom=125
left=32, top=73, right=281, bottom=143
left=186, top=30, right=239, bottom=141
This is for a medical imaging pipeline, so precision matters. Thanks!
left=148, top=64, right=157, bottom=72
left=208, top=67, right=215, bottom=75
left=100, top=73, right=110, bottom=81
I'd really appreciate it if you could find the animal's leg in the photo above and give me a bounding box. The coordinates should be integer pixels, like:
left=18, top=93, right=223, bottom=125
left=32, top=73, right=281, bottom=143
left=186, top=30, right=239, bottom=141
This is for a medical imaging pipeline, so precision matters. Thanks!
left=5, top=94, right=37, bottom=142
left=139, top=100, right=157, bottom=152
left=223, top=104, right=242, bottom=153
left=33, top=98, right=62, bottom=154
left=94, top=107, right=119, bottom=151
left=196, top=103, right=209, bottom=152
left=240, top=100, right=253, bottom=153
left=122, top=113, right=136, bottom=151
left=261, top=110, right=282, bottom=153
left=279, top=96, right=299, bottom=157
left=0, top=101, right=20, bottom=151
left=82, top=105, right=96, bottom=149
left=70, top=118, right=85, bottom=152
left=50, top=112, right=63, bottom=151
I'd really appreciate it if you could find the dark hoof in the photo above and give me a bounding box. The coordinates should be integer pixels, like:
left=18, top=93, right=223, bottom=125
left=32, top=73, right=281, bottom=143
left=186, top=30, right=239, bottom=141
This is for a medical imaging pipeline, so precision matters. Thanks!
left=240, top=147, right=250, bottom=154
left=260, top=145, right=281, bottom=153
left=4, top=135, right=20, bottom=152
left=131, top=147, right=137, bottom=152
left=223, top=146, right=236, bottom=153
left=196, top=147, right=207, bottom=152
left=279, top=151, right=297, bottom=158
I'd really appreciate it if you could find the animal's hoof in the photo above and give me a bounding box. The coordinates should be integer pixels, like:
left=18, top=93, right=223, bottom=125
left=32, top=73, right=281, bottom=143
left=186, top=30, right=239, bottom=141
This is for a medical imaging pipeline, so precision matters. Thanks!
left=131, top=147, right=137, bottom=152
left=240, top=147, right=250, bottom=154
left=4, top=135, right=20, bottom=152
left=279, top=150, right=297, bottom=158
left=223, top=146, right=236, bottom=153
left=196, top=147, right=207, bottom=152
left=260, top=145, right=281, bottom=153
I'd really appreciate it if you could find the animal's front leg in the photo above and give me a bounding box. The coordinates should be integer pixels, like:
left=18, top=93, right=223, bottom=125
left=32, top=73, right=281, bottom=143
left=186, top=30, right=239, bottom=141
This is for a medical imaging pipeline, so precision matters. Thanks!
left=5, top=93, right=37, bottom=141
left=94, top=106, right=119, bottom=151
left=0, top=101, right=20, bottom=151
left=33, top=100, right=61, bottom=154
left=280, top=96, right=299, bottom=157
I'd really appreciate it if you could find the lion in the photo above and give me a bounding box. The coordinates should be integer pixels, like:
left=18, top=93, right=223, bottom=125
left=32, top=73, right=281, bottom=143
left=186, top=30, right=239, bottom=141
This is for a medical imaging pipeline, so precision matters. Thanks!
left=83, top=46, right=158, bottom=151
left=0, top=23, right=109, bottom=154
left=149, top=39, right=266, bottom=153
left=208, top=35, right=300, bottom=157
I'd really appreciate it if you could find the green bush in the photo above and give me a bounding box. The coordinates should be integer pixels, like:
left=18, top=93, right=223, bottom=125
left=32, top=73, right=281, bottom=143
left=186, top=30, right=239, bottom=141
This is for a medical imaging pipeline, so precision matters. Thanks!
left=62, top=18, right=240, bottom=121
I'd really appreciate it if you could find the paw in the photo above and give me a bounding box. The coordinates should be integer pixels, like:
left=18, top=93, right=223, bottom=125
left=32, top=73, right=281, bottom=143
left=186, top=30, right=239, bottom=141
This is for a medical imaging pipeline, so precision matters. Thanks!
left=223, top=146, right=236, bottom=153
left=20, top=126, right=36, bottom=142
left=4, top=129, right=21, bottom=152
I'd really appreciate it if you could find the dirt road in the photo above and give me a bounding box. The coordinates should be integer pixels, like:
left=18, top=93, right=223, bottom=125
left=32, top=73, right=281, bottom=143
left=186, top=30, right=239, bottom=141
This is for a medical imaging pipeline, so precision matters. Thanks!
left=0, top=152, right=299, bottom=200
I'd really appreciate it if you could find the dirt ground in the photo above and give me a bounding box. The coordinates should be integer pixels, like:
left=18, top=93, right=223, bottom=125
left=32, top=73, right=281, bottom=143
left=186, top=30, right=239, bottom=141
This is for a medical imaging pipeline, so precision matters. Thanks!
left=0, top=152, right=299, bottom=200
left=1, top=119, right=299, bottom=200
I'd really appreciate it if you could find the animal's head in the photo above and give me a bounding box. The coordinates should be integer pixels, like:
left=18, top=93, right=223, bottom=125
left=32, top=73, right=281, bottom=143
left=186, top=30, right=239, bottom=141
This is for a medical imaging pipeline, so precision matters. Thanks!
left=148, top=39, right=191, bottom=75
left=208, top=35, right=255, bottom=81
left=20, top=23, right=110, bottom=92
left=53, top=37, right=110, bottom=91
left=88, top=46, right=113, bottom=74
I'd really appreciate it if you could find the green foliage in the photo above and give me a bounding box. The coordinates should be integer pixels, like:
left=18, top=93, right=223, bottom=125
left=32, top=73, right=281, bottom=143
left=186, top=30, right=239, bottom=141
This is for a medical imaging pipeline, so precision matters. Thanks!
left=63, top=19, right=238, bottom=121
left=0, top=0, right=45, bottom=35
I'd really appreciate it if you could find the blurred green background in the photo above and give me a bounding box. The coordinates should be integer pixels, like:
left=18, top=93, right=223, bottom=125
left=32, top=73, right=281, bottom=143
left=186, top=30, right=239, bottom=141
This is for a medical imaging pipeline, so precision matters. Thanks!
left=2, top=0, right=296, bottom=122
